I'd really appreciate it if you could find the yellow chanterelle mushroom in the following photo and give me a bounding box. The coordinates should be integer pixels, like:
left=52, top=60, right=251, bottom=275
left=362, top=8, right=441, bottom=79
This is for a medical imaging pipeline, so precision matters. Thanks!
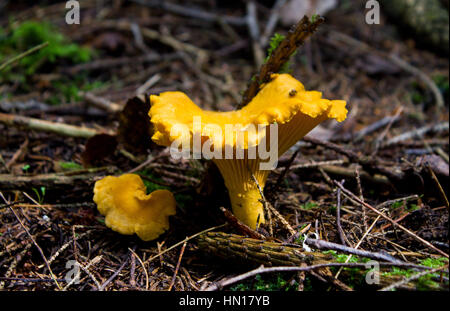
left=93, top=174, right=176, bottom=241
left=149, top=73, right=347, bottom=229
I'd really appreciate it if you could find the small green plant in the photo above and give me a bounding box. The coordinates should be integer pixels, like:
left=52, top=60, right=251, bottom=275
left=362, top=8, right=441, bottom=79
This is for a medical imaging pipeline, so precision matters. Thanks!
left=32, top=186, right=46, bottom=204
left=22, top=164, right=30, bottom=172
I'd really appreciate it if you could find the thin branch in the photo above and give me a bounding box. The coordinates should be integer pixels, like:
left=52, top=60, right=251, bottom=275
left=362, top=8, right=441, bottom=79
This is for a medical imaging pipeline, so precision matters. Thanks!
left=336, top=179, right=348, bottom=246
left=220, top=206, right=266, bottom=240
left=168, top=241, right=187, bottom=291
left=0, top=41, right=48, bottom=71
left=305, top=237, right=402, bottom=263
left=0, top=112, right=111, bottom=138
left=98, top=252, right=130, bottom=291
left=128, top=248, right=149, bottom=290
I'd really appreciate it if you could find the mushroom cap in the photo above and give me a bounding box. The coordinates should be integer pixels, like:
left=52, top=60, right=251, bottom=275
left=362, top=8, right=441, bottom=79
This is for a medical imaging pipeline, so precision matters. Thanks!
left=149, top=73, right=347, bottom=151
left=93, top=174, right=176, bottom=241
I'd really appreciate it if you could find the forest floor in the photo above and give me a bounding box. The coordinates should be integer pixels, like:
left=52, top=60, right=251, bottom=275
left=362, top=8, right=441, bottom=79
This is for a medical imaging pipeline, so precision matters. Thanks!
left=0, top=0, right=448, bottom=291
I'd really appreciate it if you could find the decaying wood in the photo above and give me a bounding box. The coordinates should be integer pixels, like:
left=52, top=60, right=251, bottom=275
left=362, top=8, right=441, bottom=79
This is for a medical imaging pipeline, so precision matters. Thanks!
left=197, top=231, right=329, bottom=267
left=197, top=232, right=448, bottom=290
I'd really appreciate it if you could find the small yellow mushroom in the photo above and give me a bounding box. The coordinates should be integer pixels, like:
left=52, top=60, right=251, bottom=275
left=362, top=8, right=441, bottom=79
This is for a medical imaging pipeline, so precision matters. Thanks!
left=93, top=174, right=176, bottom=241
left=149, top=73, right=347, bottom=229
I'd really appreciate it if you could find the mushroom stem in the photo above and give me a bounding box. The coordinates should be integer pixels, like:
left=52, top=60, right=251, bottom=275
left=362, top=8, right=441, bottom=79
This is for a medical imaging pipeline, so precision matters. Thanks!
left=228, top=186, right=265, bottom=229
left=214, top=158, right=269, bottom=229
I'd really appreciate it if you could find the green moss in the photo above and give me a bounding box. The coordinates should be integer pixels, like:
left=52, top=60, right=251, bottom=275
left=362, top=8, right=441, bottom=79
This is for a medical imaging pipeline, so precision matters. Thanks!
left=0, top=21, right=92, bottom=79
left=263, top=33, right=295, bottom=74
left=266, top=33, right=285, bottom=58
left=46, top=77, right=106, bottom=105
left=419, top=257, right=448, bottom=269
left=415, top=257, right=448, bottom=290
left=322, top=251, right=370, bottom=264
left=383, top=267, right=413, bottom=278
left=1, top=21, right=97, bottom=101
left=321, top=250, right=372, bottom=288
left=381, top=258, right=448, bottom=290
